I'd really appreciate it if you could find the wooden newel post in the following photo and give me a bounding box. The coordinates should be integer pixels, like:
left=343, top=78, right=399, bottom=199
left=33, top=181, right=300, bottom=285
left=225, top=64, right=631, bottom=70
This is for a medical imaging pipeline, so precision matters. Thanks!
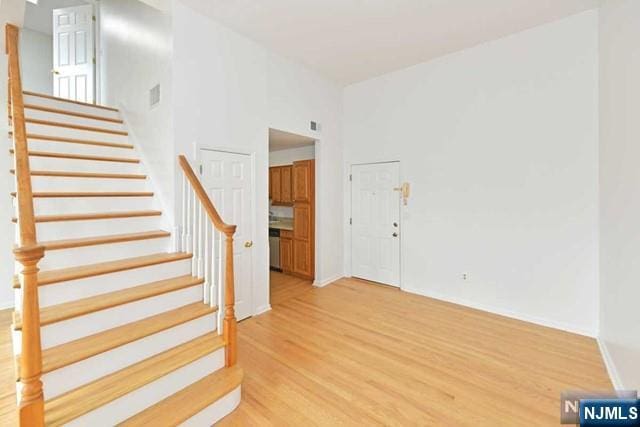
left=14, top=245, right=45, bottom=427
left=223, top=228, right=237, bottom=367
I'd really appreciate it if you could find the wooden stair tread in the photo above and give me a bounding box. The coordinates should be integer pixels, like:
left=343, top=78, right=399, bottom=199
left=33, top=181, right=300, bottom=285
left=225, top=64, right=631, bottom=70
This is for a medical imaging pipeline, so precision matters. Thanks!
left=13, top=117, right=128, bottom=136
left=39, top=230, right=170, bottom=251
left=44, top=333, right=225, bottom=426
left=14, top=275, right=204, bottom=329
left=39, top=303, right=217, bottom=374
left=121, top=366, right=243, bottom=426
left=11, top=169, right=147, bottom=179
left=23, top=104, right=124, bottom=123
left=12, top=252, right=192, bottom=288
left=11, top=191, right=153, bottom=198
left=23, top=90, right=119, bottom=112
left=9, top=132, right=134, bottom=149
left=10, top=148, right=139, bottom=163
left=13, top=210, right=162, bottom=223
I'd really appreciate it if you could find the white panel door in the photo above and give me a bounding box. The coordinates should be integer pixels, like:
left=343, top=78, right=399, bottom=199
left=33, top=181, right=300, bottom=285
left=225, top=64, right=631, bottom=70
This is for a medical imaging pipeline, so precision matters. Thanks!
left=351, top=162, right=401, bottom=286
left=53, top=5, right=94, bottom=103
left=200, top=149, right=253, bottom=321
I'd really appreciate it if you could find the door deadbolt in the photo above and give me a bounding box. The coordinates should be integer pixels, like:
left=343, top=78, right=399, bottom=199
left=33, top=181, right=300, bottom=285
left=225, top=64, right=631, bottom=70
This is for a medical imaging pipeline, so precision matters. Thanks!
left=392, top=232, right=398, bottom=237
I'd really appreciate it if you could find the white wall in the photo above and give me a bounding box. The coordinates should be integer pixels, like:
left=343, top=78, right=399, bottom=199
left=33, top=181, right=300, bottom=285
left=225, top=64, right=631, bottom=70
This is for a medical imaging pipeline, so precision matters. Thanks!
left=99, top=0, right=174, bottom=224
left=19, top=28, right=53, bottom=94
left=173, top=0, right=343, bottom=312
left=269, top=145, right=315, bottom=166
left=343, top=10, right=600, bottom=336
left=598, top=0, right=640, bottom=390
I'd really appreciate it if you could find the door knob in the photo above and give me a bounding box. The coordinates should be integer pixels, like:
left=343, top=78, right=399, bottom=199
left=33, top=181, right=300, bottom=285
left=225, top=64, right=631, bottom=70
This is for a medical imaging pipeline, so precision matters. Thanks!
left=51, top=69, right=60, bottom=75
left=393, top=222, right=398, bottom=227
left=392, top=232, right=398, bottom=237
left=244, top=241, right=253, bottom=248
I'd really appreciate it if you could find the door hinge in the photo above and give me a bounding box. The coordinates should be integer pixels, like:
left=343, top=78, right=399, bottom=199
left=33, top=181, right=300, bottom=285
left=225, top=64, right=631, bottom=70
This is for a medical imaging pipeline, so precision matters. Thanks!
left=349, top=174, right=352, bottom=182
left=92, top=57, right=96, bottom=65
left=199, top=164, right=203, bottom=175
left=92, top=15, right=96, bottom=21
left=349, top=217, right=352, bottom=225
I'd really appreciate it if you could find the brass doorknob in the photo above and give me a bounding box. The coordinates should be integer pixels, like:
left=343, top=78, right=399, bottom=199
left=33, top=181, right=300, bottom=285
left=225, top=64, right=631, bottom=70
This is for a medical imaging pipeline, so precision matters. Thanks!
left=244, top=241, right=253, bottom=248
left=51, top=69, right=60, bottom=75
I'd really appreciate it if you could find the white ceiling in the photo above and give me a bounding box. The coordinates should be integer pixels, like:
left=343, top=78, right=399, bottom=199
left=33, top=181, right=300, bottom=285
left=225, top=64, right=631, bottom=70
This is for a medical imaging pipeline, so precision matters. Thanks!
left=269, top=128, right=315, bottom=152
left=180, top=0, right=598, bottom=85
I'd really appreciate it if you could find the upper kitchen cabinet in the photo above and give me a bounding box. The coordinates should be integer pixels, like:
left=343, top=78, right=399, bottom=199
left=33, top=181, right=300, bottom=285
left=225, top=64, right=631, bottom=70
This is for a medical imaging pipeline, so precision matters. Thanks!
left=293, top=160, right=314, bottom=202
left=270, top=166, right=292, bottom=205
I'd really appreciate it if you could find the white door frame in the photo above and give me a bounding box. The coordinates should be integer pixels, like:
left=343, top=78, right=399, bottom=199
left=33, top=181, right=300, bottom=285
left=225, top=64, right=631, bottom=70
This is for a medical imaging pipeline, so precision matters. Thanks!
left=349, top=160, right=402, bottom=288
left=197, top=145, right=256, bottom=317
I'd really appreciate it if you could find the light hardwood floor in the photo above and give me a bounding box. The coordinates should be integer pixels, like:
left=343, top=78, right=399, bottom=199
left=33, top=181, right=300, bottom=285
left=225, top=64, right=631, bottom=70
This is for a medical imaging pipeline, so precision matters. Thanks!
left=0, top=275, right=611, bottom=425
left=221, top=275, right=611, bottom=426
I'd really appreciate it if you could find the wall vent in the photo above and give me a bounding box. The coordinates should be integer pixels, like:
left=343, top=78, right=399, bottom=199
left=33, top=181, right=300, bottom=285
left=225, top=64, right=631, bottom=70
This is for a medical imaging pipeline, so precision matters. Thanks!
left=150, top=84, right=161, bottom=108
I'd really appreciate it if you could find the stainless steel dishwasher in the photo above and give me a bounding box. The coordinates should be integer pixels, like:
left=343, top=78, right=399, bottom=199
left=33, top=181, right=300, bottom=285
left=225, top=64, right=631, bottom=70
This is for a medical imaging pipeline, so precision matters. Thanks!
left=269, top=228, right=280, bottom=270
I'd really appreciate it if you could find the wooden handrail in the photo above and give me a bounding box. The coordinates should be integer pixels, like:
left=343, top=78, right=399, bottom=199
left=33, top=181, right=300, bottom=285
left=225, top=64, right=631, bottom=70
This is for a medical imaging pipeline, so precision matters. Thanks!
left=6, top=23, right=45, bottom=426
left=178, top=155, right=236, bottom=234
left=178, top=155, right=237, bottom=366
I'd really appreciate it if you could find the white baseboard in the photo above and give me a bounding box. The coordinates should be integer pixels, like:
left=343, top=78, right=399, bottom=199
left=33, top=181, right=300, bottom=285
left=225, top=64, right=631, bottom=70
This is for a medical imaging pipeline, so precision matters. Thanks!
left=597, top=338, right=624, bottom=390
left=401, top=286, right=596, bottom=338
left=253, top=304, right=272, bottom=316
left=313, top=275, right=343, bottom=288
left=0, top=300, right=14, bottom=311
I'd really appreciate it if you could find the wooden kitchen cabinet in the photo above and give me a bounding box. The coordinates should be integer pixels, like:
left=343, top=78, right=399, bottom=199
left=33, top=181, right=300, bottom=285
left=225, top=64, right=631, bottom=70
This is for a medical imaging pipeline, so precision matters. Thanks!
left=269, top=167, right=282, bottom=203
left=280, top=232, right=293, bottom=273
left=269, top=165, right=293, bottom=205
left=293, top=160, right=313, bottom=202
left=292, top=160, right=315, bottom=280
left=281, top=165, right=292, bottom=204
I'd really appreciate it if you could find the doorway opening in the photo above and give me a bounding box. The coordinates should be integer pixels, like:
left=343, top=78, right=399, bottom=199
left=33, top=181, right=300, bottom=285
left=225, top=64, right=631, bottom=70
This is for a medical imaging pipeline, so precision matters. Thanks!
left=22, top=0, right=99, bottom=103
left=268, top=128, right=316, bottom=306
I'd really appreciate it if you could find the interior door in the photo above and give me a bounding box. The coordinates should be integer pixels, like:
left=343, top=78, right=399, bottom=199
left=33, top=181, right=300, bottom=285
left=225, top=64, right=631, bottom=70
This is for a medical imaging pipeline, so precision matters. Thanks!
left=200, top=149, right=253, bottom=321
left=351, top=162, right=401, bottom=286
left=52, top=5, right=95, bottom=103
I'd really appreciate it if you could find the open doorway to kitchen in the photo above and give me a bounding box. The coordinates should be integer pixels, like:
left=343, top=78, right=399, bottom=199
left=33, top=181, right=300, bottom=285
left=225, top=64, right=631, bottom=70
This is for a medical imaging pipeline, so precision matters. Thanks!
left=268, top=128, right=316, bottom=305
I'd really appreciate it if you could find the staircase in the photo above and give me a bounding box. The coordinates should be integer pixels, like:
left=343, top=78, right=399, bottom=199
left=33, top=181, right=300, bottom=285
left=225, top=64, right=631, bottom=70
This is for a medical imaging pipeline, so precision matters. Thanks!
left=6, top=24, right=242, bottom=425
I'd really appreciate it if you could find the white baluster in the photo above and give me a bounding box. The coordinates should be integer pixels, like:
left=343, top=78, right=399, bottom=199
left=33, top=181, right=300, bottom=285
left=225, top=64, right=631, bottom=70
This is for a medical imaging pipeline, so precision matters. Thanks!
left=192, top=190, right=197, bottom=273
left=204, top=220, right=210, bottom=304
left=217, top=228, right=224, bottom=325
left=197, top=204, right=204, bottom=278
left=185, top=182, right=192, bottom=256
left=181, top=174, right=187, bottom=252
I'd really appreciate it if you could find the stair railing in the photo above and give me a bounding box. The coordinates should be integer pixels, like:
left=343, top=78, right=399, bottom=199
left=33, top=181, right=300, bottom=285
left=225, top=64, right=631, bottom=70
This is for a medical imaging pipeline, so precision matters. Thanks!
left=177, top=155, right=238, bottom=366
left=5, top=23, right=46, bottom=426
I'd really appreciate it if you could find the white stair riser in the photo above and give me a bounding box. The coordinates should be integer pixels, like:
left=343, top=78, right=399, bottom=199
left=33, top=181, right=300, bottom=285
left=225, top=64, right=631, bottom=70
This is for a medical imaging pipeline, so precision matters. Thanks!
left=31, top=216, right=163, bottom=241
left=182, top=386, right=241, bottom=427
left=43, top=313, right=217, bottom=399
left=25, top=123, right=129, bottom=145
left=26, top=138, right=135, bottom=158
left=40, top=284, right=203, bottom=348
left=38, top=259, right=193, bottom=307
left=40, top=237, right=171, bottom=270
left=25, top=155, right=141, bottom=174
left=29, top=176, right=150, bottom=192
left=22, top=94, right=121, bottom=120
left=24, top=108, right=126, bottom=132
left=66, top=350, right=225, bottom=426
left=32, top=196, right=156, bottom=216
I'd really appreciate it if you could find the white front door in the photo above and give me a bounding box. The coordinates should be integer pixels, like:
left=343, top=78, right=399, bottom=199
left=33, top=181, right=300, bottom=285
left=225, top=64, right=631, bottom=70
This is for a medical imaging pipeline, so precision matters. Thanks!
left=200, top=149, right=253, bottom=321
left=52, top=5, right=94, bottom=103
left=351, top=162, right=401, bottom=286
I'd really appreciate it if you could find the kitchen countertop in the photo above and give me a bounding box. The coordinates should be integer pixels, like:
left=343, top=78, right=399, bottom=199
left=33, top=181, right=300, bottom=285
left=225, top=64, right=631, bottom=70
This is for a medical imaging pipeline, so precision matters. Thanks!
left=269, top=217, right=293, bottom=231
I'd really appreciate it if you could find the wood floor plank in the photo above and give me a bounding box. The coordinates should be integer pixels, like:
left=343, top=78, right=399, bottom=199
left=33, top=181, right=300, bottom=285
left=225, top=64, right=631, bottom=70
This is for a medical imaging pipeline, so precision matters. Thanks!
left=218, top=273, right=612, bottom=426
